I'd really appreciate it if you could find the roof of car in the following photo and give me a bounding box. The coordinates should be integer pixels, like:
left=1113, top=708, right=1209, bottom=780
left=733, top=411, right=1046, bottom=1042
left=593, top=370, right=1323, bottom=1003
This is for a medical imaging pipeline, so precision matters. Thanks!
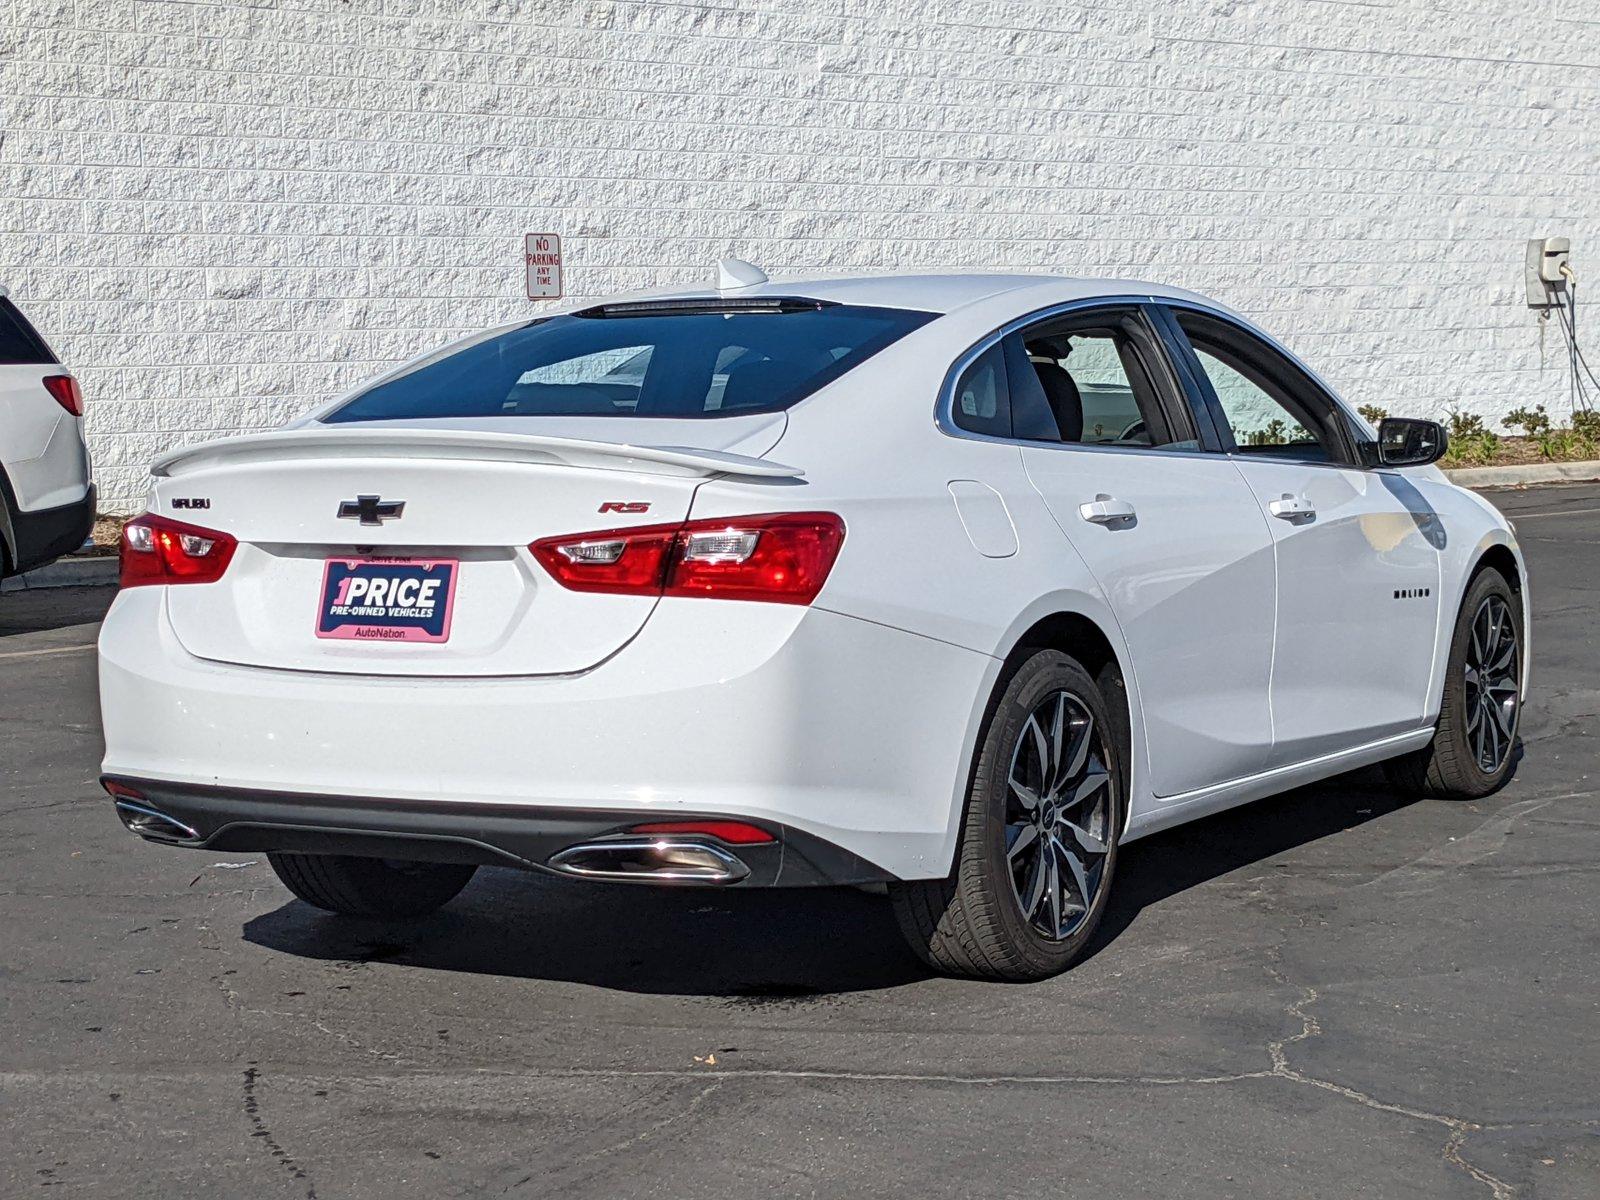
left=594, top=271, right=1233, bottom=318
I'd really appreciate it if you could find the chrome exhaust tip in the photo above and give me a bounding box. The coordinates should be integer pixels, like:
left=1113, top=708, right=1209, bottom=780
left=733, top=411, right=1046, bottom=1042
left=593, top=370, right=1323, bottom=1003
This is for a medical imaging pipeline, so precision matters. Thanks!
left=547, top=836, right=750, bottom=885
left=114, top=800, right=202, bottom=844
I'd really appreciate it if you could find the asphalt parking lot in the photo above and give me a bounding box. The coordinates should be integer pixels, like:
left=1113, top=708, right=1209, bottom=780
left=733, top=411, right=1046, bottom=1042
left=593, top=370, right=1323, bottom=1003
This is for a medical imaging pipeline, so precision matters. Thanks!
left=3, top=484, right=1598, bottom=1199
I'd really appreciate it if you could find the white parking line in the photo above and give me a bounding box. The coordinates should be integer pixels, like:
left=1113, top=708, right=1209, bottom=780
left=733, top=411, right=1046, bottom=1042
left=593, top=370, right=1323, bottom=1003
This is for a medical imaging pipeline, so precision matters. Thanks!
left=1511, top=506, right=1600, bottom=521
left=0, top=642, right=96, bottom=661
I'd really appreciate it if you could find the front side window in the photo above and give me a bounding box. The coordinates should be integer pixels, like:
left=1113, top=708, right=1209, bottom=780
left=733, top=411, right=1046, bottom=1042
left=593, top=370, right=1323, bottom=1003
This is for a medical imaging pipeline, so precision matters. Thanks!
left=1174, top=310, right=1348, bottom=464
left=326, top=302, right=935, bottom=422
left=1193, top=345, right=1319, bottom=452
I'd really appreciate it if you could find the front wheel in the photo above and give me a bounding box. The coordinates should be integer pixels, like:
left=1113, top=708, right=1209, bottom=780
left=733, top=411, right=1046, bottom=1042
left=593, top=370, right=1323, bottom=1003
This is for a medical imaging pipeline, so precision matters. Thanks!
left=1384, top=567, right=1523, bottom=798
left=891, top=650, right=1124, bottom=981
left=267, top=852, right=477, bottom=917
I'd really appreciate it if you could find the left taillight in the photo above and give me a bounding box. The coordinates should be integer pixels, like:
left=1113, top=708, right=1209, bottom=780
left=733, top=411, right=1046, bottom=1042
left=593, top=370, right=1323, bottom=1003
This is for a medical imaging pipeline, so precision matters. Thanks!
left=531, top=512, right=845, bottom=605
left=41, top=374, right=84, bottom=416
left=119, top=514, right=238, bottom=588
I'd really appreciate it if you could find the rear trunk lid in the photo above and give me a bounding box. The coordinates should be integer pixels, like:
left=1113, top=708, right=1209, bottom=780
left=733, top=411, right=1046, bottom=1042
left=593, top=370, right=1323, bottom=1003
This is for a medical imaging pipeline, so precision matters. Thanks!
left=153, top=417, right=794, bottom=677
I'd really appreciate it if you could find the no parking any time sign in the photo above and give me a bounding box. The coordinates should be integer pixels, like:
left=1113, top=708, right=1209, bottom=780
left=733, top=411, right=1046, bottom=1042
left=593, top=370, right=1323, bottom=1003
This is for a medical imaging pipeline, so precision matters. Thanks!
left=525, top=233, right=562, bottom=299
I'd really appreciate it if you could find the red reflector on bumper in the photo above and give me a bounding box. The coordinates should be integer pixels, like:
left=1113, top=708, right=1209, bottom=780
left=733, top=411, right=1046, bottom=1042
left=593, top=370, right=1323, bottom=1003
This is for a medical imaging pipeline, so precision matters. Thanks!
left=627, top=820, right=776, bottom=845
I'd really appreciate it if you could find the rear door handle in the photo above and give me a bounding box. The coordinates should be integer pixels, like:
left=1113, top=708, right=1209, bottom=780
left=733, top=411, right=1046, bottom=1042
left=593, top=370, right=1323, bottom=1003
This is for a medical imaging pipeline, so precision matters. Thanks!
left=1268, top=493, right=1316, bottom=520
left=1079, top=494, right=1137, bottom=525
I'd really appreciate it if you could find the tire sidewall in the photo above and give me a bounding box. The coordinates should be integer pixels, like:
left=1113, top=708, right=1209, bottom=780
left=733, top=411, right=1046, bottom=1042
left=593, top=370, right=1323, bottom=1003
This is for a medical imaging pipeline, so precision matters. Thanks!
left=965, top=650, right=1125, bottom=975
left=1440, top=569, right=1523, bottom=793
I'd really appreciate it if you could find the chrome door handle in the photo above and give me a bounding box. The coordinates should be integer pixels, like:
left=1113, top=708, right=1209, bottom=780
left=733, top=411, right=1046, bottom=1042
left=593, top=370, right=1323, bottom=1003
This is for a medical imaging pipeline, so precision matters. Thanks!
left=1079, top=494, right=1137, bottom=525
left=1268, top=493, right=1316, bottom=520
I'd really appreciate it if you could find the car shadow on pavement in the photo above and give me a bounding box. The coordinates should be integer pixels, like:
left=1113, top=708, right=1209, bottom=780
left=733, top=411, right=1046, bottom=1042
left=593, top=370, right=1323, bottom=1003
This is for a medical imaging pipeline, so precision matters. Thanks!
left=241, top=765, right=1442, bottom=996
left=1081, top=764, right=1425, bottom=967
left=243, top=869, right=935, bottom=997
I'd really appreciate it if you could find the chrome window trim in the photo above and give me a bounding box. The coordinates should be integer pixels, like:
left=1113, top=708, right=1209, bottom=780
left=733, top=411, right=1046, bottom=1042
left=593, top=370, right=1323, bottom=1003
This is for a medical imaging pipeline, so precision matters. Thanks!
left=934, top=293, right=1380, bottom=472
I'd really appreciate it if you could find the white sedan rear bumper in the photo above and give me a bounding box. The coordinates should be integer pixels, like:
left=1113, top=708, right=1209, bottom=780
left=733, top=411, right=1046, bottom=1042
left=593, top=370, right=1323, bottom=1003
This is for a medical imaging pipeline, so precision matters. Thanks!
left=98, top=588, right=996, bottom=881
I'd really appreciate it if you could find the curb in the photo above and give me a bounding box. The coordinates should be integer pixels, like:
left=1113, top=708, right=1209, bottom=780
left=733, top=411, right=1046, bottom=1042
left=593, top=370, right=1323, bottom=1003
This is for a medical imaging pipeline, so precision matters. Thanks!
left=1445, top=460, right=1600, bottom=489
left=1, top=555, right=118, bottom=593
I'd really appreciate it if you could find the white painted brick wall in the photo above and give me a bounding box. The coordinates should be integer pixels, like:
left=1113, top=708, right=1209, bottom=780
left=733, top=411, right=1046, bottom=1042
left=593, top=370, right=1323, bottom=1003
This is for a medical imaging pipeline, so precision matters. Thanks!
left=2, top=0, right=1597, bottom=511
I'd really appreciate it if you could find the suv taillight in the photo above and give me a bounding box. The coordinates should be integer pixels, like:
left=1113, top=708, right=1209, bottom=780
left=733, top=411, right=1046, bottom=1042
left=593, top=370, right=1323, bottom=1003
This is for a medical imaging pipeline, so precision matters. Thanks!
left=531, top=512, right=845, bottom=605
left=120, top=514, right=238, bottom=588
left=42, top=374, right=83, bottom=416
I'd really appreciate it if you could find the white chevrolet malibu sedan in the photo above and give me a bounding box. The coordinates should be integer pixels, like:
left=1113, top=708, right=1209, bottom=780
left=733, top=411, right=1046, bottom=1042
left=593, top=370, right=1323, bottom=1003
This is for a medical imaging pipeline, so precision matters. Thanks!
left=98, top=270, right=1527, bottom=980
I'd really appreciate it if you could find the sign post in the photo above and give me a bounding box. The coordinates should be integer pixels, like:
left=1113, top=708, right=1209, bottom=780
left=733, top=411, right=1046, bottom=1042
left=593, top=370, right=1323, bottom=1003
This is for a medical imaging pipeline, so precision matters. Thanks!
left=524, top=233, right=562, bottom=299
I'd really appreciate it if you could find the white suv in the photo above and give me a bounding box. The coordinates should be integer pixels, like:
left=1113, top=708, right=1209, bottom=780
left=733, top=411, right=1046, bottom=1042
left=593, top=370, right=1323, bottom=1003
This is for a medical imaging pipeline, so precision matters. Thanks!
left=0, top=286, right=94, bottom=578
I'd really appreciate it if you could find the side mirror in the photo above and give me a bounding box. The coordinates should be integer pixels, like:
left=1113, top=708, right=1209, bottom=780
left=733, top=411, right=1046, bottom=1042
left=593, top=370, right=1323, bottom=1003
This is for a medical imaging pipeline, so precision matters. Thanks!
left=1375, top=417, right=1448, bottom=468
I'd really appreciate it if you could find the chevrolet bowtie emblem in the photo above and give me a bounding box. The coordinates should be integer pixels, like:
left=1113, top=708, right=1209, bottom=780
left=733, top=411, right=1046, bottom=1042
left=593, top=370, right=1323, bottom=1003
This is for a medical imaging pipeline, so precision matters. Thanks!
left=337, top=495, right=406, bottom=526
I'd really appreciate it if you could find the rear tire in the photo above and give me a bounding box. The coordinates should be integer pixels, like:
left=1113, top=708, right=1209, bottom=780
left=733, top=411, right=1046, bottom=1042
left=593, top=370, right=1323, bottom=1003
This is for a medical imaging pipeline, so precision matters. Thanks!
left=890, top=650, right=1124, bottom=981
left=267, top=852, right=476, bottom=917
left=1384, top=567, right=1522, bottom=799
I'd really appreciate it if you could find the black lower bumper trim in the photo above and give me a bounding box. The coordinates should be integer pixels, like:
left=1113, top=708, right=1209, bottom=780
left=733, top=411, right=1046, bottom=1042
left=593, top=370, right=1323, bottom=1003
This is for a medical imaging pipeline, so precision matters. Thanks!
left=7, top=484, right=96, bottom=576
left=102, top=777, right=896, bottom=888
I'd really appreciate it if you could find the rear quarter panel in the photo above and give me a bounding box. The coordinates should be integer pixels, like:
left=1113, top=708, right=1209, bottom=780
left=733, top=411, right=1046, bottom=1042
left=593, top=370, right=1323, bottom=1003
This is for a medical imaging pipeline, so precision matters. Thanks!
left=685, top=295, right=1156, bottom=851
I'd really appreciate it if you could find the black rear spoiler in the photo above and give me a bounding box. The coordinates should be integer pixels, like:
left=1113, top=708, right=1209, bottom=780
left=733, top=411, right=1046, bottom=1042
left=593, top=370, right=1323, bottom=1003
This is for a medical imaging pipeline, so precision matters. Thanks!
left=573, top=296, right=837, bottom=318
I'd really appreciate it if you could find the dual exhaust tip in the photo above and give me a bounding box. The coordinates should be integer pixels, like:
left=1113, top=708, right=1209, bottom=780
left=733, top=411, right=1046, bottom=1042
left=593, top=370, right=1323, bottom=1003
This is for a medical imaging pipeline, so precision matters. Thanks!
left=550, top=825, right=774, bottom=889
left=547, top=837, right=750, bottom=884
left=114, top=801, right=202, bottom=844
left=547, top=821, right=775, bottom=885
left=105, top=782, right=203, bottom=844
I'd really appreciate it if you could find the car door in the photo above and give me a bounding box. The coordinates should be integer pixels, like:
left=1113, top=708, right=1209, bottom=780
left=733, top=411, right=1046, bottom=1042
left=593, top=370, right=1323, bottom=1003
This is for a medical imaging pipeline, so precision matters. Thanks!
left=962, top=303, right=1278, bottom=798
left=1157, top=304, right=1442, bottom=766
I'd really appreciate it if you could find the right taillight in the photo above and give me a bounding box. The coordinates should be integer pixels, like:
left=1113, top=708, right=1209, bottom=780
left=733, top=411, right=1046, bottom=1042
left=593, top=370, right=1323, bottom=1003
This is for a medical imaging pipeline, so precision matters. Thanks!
left=119, top=514, right=238, bottom=588
left=531, top=512, right=845, bottom=605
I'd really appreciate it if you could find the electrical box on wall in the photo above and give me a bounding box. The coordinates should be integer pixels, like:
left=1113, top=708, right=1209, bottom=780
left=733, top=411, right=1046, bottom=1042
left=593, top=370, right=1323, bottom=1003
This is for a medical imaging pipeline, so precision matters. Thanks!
left=1526, top=237, right=1572, bottom=307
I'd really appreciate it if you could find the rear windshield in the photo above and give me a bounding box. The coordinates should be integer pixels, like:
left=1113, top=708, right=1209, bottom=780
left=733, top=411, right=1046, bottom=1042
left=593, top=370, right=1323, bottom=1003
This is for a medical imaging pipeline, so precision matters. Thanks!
left=325, top=302, right=935, bottom=422
left=0, top=298, right=58, bottom=365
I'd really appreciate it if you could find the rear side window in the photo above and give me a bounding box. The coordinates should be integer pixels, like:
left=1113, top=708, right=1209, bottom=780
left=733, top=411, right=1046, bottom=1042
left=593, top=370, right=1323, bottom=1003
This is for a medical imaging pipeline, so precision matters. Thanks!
left=950, top=343, right=1009, bottom=438
left=0, top=298, right=58, bottom=365
left=326, top=302, right=935, bottom=422
left=947, top=307, right=1190, bottom=448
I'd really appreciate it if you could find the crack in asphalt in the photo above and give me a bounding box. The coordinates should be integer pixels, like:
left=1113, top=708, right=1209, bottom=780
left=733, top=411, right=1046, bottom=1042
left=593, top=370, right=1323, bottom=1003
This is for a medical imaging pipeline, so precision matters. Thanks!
left=0, top=794, right=103, bottom=816
left=556, top=1078, right=726, bottom=1184
left=1263, top=985, right=1514, bottom=1200
left=1229, top=790, right=1590, bottom=1199
left=241, top=1065, right=319, bottom=1199
left=1360, top=796, right=1559, bottom=884
left=207, top=941, right=415, bottom=1068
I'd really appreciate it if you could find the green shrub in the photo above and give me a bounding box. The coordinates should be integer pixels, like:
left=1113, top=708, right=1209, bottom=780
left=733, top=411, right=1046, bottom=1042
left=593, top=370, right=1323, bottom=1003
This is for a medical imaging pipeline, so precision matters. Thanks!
left=1536, top=430, right=1571, bottom=460
left=1357, top=404, right=1389, bottom=425
left=1441, top=427, right=1500, bottom=468
left=1446, top=410, right=1488, bottom=441
left=1505, top=405, right=1552, bottom=438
